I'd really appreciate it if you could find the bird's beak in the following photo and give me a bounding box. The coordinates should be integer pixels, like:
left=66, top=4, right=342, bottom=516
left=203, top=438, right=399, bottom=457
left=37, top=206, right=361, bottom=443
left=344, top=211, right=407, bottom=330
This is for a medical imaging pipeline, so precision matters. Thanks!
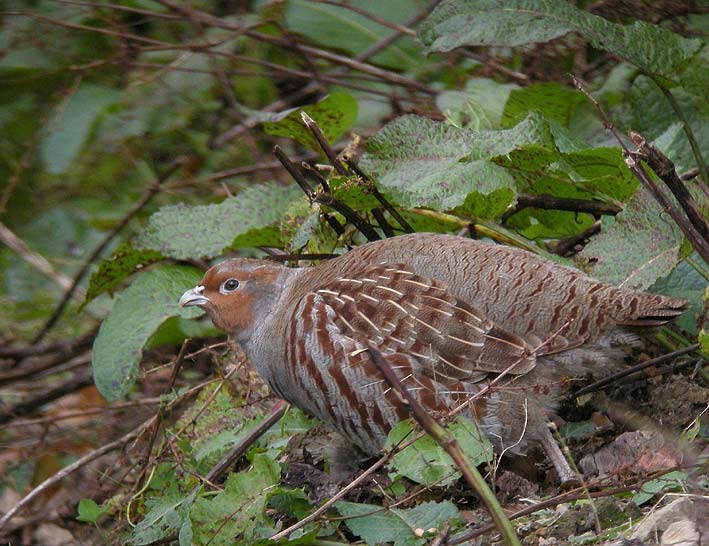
left=179, top=286, right=210, bottom=308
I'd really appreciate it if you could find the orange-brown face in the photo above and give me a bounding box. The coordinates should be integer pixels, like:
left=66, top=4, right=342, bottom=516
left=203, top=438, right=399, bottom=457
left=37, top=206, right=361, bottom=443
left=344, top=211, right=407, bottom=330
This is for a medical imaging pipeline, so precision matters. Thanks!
left=178, top=259, right=280, bottom=335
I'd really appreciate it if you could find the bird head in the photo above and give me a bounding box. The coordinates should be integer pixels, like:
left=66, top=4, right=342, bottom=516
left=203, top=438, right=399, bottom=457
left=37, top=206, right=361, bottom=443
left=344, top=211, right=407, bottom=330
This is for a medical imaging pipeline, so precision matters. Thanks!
left=179, top=258, right=288, bottom=339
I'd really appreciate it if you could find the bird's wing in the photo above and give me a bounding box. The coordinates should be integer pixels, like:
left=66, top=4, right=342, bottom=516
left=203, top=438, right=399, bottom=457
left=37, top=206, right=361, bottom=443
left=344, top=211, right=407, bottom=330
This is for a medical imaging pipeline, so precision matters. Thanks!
left=301, top=263, right=537, bottom=384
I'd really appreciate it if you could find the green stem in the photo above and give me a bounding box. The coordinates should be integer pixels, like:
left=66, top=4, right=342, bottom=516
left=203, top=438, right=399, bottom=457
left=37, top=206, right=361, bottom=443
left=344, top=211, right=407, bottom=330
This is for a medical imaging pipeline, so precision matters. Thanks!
left=651, top=76, right=708, bottom=185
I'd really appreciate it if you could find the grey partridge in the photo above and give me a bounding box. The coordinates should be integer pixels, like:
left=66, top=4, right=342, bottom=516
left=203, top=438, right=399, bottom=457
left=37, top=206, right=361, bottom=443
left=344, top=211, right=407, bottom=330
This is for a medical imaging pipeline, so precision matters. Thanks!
left=179, top=233, right=686, bottom=481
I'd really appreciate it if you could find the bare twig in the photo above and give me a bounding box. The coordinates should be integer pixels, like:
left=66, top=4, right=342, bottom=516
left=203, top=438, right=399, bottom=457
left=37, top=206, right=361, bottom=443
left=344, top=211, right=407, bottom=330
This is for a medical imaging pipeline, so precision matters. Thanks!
left=307, top=0, right=416, bottom=36
left=0, top=361, right=94, bottom=425
left=0, top=222, right=84, bottom=297
left=0, top=329, right=95, bottom=360
left=274, top=146, right=381, bottom=241
left=205, top=400, right=289, bottom=483
left=630, top=132, right=709, bottom=242
left=546, top=221, right=601, bottom=257
left=500, top=194, right=622, bottom=224
left=0, top=330, right=96, bottom=384
left=341, top=155, right=415, bottom=233
left=0, top=422, right=147, bottom=534
left=572, top=76, right=709, bottom=265
left=574, top=343, right=700, bottom=397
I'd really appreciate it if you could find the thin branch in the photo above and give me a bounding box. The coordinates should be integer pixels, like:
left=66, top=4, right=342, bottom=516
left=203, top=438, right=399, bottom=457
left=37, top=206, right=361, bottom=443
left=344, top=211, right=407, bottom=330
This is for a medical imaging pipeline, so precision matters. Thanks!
left=0, top=222, right=84, bottom=297
left=574, top=343, right=700, bottom=397
left=205, top=400, right=288, bottom=483
left=546, top=221, right=601, bottom=257
left=307, top=0, right=416, bottom=36
left=0, top=423, right=146, bottom=533
left=501, top=194, right=622, bottom=224
left=572, top=76, right=709, bottom=265
left=0, top=361, right=93, bottom=425
left=0, top=329, right=95, bottom=360
left=274, top=146, right=381, bottom=241
left=651, top=76, right=708, bottom=186
left=629, top=132, right=709, bottom=242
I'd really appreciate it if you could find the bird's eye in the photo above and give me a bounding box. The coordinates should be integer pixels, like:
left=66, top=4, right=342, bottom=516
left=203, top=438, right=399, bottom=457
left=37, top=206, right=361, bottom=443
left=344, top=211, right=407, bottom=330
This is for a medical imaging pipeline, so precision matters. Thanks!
left=221, top=278, right=240, bottom=293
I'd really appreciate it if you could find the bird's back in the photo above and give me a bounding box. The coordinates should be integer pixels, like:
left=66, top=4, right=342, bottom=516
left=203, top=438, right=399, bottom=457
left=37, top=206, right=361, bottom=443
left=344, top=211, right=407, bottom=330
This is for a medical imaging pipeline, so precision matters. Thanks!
left=319, top=233, right=686, bottom=349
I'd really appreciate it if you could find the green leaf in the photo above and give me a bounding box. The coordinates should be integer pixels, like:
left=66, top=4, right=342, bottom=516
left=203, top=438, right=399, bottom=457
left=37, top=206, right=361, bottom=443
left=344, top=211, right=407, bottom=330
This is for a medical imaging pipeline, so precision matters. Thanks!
left=76, top=498, right=110, bottom=523
left=360, top=113, right=554, bottom=212
left=502, top=82, right=585, bottom=128
left=437, top=78, right=519, bottom=130
left=134, top=182, right=301, bottom=260
left=131, top=490, right=194, bottom=546
left=627, top=75, right=709, bottom=173
left=507, top=208, right=595, bottom=240
left=92, top=265, right=203, bottom=400
left=190, top=453, right=280, bottom=545
left=385, top=417, right=492, bottom=486
left=337, top=500, right=460, bottom=546
left=493, top=146, right=637, bottom=202
left=263, top=92, right=358, bottom=151
left=285, top=0, right=423, bottom=71
left=649, top=253, right=705, bottom=334
left=83, top=243, right=164, bottom=307
left=41, top=84, right=121, bottom=173
left=632, top=471, right=686, bottom=506
left=579, top=187, right=682, bottom=290
left=418, top=0, right=703, bottom=86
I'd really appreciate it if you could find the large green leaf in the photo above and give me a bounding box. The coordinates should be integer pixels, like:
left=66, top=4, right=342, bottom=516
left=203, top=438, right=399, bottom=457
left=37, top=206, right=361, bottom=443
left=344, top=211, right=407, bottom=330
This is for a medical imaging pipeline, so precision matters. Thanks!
left=502, top=82, right=585, bottom=128
left=262, top=92, right=358, bottom=151
left=359, top=113, right=554, bottom=214
left=40, top=84, right=121, bottom=173
left=190, top=453, right=280, bottom=545
left=437, top=77, right=519, bottom=130
left=92, top=265, right=203, bottom=401
left=134, top=182, right=301, bottom=259
left=418, top=0, right=703, bottom=89
left=337, top=500, right=460, bottom=546
left=579, top=187, right=683, bottom=290
left=385, top=417, right=492, bottom=486
left=84, top=243, right=164, bottom=307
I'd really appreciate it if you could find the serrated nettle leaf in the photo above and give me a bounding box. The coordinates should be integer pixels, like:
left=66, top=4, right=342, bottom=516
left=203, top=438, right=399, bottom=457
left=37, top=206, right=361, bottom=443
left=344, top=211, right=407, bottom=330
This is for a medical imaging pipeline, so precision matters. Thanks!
left=84, top=243, right=164, bottom=307
left=493, top=146, right=636, bottom=202
left=189, top=453, right=280, bottom=545
left=579, top=187, right=682, bottom=290
left=418, top=0, right=703, bottom=86
left=263, top=92, right=358, bottom=150
left=384, top=417, right=492, bottom=486
left=92, top=265, right=204, bottom=401
left=437, top=78, right=519, bottom=130
left=337, top=500, right=460, bottom=546
left=360, top=113, right=555, bottom=211
left=502, top=82, right=585, bottom=129
left=507, top=208, right=595, bottom=241
left=330, top=175, right=382, bottom=211
left=135, top=182, right=301, bottom=260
